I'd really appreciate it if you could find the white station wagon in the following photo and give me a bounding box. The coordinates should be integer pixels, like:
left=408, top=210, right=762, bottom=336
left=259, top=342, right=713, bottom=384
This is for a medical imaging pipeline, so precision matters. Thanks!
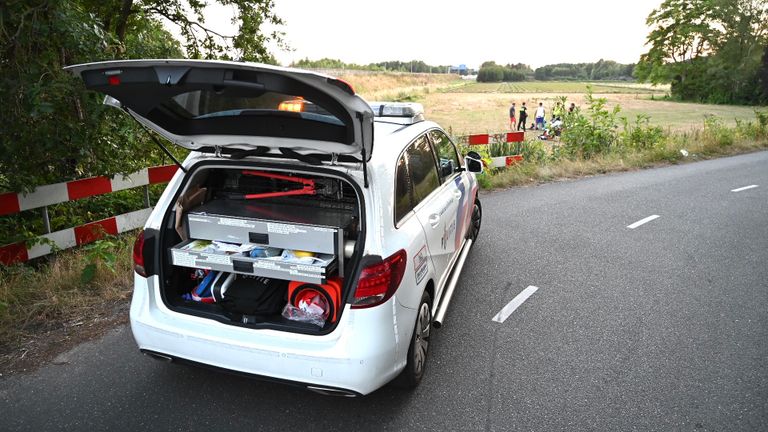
left=68, top=60, right=483, bottom=396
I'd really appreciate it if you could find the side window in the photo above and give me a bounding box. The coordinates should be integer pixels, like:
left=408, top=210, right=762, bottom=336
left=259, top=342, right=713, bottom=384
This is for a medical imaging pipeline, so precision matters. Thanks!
left=407, top=135, right=440, bottom=206
left=429, top=129, right=461, bottom=183
left=394, top=152, right=411, bottom=223
left=394, top=135, right=441, bottom=226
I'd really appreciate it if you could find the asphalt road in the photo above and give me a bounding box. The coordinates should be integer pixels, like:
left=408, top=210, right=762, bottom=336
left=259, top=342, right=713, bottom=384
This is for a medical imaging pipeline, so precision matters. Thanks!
left=2, top=151, right=767, bottom=431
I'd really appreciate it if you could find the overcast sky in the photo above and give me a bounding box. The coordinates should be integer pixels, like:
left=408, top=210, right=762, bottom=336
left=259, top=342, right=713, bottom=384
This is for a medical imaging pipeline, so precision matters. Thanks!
left=199, top=0, right=664, bottom=68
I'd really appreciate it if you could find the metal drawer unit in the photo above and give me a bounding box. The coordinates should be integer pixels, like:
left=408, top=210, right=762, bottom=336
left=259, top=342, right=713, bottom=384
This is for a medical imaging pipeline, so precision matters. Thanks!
left=170, top=240, right=336, bottom=285
left=186, top=200, right=355, bottom=256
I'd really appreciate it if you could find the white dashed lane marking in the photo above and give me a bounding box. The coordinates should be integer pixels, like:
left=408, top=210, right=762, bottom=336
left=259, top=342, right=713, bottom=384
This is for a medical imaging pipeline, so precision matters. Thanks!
left=731, top=185, right=758, bottom=192
left=492, top=286, right=539, bottom=324
left=627, top=215, right=660, bottom=229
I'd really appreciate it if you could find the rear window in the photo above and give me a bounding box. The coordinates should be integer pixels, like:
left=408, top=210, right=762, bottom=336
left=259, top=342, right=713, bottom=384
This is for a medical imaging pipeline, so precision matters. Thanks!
left=168, top=91, right=344, bottom=126
left=80, top=66, right=355, bottom=144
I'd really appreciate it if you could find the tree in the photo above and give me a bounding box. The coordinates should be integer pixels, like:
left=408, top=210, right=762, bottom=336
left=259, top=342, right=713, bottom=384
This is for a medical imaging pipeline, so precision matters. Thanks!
left=636, top=0, right=768, bottom=104
left=0, top=0, right=286, bottom=192
left=81, top=0, right=286, bottom=62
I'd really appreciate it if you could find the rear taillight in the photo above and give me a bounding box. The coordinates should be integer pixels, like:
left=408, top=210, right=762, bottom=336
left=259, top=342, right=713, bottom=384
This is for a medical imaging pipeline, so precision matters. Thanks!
left=133, top=230, right=146, bottom=277
left=351, top=250, right=407, bottom=309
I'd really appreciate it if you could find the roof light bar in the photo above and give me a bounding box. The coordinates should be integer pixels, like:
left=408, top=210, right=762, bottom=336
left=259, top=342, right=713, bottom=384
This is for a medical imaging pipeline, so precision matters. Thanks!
left=368, top=102, right=425, bottom=125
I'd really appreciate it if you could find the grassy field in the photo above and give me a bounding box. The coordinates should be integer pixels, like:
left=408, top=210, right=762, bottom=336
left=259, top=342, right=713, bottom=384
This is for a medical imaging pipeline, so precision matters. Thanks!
left=422, top=91, right=764, bottom=135
left=342, top=74, right=764, bottom=135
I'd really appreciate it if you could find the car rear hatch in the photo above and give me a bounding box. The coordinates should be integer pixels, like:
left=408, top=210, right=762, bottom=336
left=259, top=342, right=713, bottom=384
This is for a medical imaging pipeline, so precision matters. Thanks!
left=65, top=59, right=374, bottom=161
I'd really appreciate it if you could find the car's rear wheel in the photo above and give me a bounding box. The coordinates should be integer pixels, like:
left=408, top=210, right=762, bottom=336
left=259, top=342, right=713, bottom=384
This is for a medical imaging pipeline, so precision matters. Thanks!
left=393, top=291, right=432, bottom=388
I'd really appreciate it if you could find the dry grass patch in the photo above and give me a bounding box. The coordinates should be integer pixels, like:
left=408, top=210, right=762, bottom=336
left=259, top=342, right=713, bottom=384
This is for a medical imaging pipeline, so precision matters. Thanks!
left=340, top=72, right=461, bottom=101
left=0, top=233, right=134, bottom=371
left=422, top=87, right=763, bottom=134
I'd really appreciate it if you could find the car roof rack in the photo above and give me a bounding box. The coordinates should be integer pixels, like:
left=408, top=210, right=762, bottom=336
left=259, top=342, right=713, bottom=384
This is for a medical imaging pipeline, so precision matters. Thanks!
left=368, top=102, right=425, bottom=125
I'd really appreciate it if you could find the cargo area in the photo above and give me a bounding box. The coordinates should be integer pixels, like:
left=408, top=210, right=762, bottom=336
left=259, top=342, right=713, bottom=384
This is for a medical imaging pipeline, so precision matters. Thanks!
left=156, top=163, right=363, bottom=334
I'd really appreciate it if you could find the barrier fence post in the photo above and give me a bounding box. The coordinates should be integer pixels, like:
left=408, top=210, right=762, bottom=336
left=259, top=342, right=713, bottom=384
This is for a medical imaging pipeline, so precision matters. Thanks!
left=143, top=185, right=151, bottom=208
left=41, top=206, right=51, bottom=234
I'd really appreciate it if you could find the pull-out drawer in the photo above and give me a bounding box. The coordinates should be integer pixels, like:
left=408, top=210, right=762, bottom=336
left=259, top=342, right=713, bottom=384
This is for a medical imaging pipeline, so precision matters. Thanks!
left=170, top=240, right=336, bottom=285
left=186, top=200, right=355, bottom=255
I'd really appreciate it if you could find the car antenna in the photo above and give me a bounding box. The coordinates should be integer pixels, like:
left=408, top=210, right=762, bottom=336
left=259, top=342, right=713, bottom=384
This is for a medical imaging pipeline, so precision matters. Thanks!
left=125, top=108, right=187, bottom=173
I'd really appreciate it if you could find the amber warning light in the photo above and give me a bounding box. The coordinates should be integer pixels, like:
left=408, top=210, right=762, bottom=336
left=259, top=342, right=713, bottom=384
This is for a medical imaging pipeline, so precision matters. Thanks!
left=278, top=97, right=305, bottom=112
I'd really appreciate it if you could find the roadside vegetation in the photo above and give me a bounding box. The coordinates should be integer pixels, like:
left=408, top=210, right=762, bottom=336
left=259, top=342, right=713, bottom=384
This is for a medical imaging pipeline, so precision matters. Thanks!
left=449, top=88, right=768, bottom=190
left=0, top=232, right=134, bottom=370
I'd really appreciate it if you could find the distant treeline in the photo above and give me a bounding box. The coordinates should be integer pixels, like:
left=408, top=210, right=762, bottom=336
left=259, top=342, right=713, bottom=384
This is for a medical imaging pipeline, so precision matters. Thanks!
left=291, top=57, right=636, bottom=82
left=535, top=60, right=635, bottom=81
left=477, top=60, right=635, bottom=82
left=291, top=58, right=454, bottom=74
left=476, top=62, right=534, bottom=82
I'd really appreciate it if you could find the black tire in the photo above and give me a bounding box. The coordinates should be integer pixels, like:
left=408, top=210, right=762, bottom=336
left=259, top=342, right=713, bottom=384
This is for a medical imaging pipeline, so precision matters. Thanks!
left=468, top=199, right=482, bottom=243
left=393, top=290, right=432, bottom=388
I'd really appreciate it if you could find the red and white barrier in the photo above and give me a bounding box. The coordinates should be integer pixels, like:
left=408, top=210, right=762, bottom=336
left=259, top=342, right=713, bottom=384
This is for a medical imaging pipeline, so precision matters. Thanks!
left=490, top=155, right=524, bottom=168
left=0, top=165, right=177, bottom=216
left=0, top=208, right=153, bottom=265
left=467, top=134, right=490, bottom=145
left=0, top=164, right=178, bottom=265
left=465, top=131, right=524, bottom=146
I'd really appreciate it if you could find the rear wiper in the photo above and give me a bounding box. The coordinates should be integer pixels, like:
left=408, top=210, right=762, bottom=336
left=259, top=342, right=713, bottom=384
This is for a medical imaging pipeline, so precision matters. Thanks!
left=279, top=148, right=322, bottom=166
left=229, top=146, right=270, bottom=160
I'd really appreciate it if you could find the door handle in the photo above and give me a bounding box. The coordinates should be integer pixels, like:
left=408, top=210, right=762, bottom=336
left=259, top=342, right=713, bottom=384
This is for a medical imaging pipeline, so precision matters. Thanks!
left=428, top=214, right=440, bottom=228
left=453, top=190, right=462, bottom=200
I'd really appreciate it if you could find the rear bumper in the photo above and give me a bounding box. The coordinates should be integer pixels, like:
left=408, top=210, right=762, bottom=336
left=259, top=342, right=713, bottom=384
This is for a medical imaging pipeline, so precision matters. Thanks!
left=140, top=349, right=362, bottom=396
left=130, top=274, right=416, bottom=395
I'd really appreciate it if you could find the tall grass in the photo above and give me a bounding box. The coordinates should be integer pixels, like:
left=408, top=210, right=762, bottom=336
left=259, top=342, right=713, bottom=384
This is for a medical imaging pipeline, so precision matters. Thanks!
left=0, top=233, right=134, bottom=349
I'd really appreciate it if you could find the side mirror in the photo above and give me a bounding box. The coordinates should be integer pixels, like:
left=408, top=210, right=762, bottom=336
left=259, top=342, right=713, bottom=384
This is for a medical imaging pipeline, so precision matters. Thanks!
left=464, top=151, right=483, bottom=174
left=440, top=159, right=454, bottom=178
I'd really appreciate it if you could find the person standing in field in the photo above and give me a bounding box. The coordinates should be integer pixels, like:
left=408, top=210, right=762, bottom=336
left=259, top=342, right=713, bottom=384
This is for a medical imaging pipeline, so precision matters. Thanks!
left=535, top=102, right=546, bottom=130
left=509, top=102, right=516, bottom=130
left=517, top=102, right=528, bottom=131
left=553, top=101, right=564, bottom=121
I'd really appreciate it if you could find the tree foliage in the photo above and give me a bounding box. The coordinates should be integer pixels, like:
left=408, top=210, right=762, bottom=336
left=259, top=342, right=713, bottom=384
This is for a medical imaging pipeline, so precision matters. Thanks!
left=534, top=60, right=635, bottom=81
left=290, top=57, right=453, bottom=74
left=0, top=0, right=285, bottom=192
left=479, top=60, right=633, bottom=83
left=477, top=61, right=533, bottom=82
left=636, top=0, right=768, bottom=104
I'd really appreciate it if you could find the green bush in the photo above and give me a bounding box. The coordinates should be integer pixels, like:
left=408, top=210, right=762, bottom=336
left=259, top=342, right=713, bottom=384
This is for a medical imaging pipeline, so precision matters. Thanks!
left=520, top=140, right=549, bottom=163
left=703, top=116, right=734, bottom=147
left=619, top=114, right=666, bottom=150
left=734, top=111, right=768, bottom=141
left=560, top=88, right=620, bottom=158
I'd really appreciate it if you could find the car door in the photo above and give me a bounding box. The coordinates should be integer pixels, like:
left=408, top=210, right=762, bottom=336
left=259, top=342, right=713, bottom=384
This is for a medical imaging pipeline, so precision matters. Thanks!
left=429, top=129, right=472, bottom=255
left=408, top=134, right=460, bottom=291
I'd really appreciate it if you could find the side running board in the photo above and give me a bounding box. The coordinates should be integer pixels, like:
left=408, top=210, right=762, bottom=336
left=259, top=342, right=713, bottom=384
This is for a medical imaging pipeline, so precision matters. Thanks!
left=431, top=238, right=473, bottom=329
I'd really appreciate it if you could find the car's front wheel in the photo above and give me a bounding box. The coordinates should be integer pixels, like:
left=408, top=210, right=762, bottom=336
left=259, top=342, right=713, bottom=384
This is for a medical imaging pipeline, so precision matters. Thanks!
left=468, top=199, right=482, bottom=242
left=394, top=290, right=432, bottom=388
